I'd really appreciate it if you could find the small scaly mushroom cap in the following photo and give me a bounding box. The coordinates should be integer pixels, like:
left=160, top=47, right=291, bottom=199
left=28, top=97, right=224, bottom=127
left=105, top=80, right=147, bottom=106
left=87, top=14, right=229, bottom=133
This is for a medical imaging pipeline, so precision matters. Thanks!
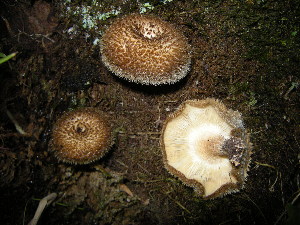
left=51, top=108, right=113, bottom=164
left=161, top=98, right=252, bottom=199
left=100, top=13, right=191, bottom=85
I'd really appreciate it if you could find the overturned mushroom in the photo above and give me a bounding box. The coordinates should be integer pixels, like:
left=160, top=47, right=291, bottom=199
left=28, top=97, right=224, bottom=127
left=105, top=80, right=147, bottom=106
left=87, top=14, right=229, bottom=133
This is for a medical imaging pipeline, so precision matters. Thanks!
left=161, top=98, right=252, bottom=199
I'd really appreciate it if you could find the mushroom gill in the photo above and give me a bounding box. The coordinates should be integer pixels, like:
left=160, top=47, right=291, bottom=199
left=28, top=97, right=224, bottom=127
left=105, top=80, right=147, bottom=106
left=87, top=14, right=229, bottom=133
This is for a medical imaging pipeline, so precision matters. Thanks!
left=161, top=98, right=252, bottom=199
left=100, top=13, right=191, bottom=85
left=51, top=108, right=113, bottom=164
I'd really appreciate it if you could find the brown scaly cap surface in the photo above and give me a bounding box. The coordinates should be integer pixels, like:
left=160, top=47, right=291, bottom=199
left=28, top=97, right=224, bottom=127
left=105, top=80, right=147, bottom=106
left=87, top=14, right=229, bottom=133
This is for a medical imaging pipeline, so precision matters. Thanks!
left=51, top=108, right=113, bottom=164
left=160, top=98, right=252, bottom=199
left=100, top=13, right=191, bottom=85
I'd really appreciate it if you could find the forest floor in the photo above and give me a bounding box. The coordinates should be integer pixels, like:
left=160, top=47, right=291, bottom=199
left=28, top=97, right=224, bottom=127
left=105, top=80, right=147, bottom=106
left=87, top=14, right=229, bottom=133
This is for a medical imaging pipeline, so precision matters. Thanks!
left=0, top=0, right=299, bottom=224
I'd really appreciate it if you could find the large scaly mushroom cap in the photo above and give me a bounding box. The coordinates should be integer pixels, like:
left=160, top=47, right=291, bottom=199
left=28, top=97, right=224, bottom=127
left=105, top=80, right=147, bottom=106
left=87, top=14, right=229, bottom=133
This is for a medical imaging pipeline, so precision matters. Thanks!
left=100, top=13, right=191, bottom=85
left=51, top=108, right=113, bottom=164
left=161, top=98, right=252, bottom=199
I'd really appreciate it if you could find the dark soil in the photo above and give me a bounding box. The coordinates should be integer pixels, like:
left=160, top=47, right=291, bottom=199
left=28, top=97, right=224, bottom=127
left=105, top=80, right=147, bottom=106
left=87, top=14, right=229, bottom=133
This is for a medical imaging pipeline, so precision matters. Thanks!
left=0, top=0, right=299, bottom=225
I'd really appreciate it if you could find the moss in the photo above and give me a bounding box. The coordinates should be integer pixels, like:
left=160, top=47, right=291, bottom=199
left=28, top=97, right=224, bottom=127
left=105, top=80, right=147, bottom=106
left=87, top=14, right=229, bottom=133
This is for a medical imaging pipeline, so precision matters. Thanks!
left=230, top=1, right=300, bottom=66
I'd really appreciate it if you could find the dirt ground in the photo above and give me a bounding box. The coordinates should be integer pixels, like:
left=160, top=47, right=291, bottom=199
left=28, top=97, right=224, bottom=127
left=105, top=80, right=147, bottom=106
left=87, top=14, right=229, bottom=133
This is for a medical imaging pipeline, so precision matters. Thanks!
left=0, top=0, right=299, bottom=225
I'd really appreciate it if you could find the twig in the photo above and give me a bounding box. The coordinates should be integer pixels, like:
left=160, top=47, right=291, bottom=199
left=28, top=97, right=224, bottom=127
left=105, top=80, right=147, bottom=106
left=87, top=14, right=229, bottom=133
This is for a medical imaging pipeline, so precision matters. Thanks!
left=254, top=161, right=276, bottom=170
left=291, top=190, right=300, bottom=205
left=274, top=189, right=300, bottom=225
left=165, top=192, right=191, bottom=214
left=28, top=193, right=57, bottom=225
left=284, top=82, right=299, bottom=100
left=1, top=16, right=13, bottom=36
left=244, top=194, right=268, bottom=225
left=6, top=110, right=27, bottom=135
left=254, top=161, right=280, bottom=192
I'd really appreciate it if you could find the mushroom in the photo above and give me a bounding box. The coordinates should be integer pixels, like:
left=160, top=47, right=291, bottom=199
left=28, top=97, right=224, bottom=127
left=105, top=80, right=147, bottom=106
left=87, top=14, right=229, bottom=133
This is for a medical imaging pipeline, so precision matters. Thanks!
left=100, top=13, right=191, bottom=85
left=161, top=98, right=252, bottom=199
left=50, top=108, right=113, bottom=164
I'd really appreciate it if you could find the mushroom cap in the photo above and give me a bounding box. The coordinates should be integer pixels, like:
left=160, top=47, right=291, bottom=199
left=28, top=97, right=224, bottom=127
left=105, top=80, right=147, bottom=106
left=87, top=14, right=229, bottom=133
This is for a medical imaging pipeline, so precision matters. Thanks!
left=161, top=98, right=252, bottom=199
left=100, top=13, right=191, bottom=85
left=51, top=108, right=113, bottom=164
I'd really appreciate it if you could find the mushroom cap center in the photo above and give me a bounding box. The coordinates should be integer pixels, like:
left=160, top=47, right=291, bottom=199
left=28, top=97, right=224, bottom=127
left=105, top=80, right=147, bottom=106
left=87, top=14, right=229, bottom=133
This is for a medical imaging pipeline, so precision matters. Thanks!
left=75, top=122, right=87, bottom=134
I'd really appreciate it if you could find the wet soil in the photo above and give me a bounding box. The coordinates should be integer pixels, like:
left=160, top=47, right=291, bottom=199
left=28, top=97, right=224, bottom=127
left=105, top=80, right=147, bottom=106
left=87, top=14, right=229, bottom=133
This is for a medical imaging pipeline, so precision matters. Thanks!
left=0, top=0, right=299, bottom=225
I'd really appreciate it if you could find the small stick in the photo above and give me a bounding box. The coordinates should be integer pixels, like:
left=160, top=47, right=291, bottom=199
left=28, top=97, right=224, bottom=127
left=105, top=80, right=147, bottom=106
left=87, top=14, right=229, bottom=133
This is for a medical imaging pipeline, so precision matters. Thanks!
left=6, top=110, right=27, bottom=135
left=28, top=193, right=57, bottom=225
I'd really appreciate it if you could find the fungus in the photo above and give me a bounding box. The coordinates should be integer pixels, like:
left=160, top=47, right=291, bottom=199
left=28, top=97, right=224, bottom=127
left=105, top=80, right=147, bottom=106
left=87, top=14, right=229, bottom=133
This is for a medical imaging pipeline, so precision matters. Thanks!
left=100, top=13, right=191, bottom=85
left=161, top=98, right=252, bottom=199
left=51, top=108, right=113, bottom=164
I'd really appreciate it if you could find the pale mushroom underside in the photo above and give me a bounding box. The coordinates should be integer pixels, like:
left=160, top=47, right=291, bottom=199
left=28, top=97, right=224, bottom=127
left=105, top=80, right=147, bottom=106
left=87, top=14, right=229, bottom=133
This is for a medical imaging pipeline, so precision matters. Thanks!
left=162, top=100, right=251, bottom=198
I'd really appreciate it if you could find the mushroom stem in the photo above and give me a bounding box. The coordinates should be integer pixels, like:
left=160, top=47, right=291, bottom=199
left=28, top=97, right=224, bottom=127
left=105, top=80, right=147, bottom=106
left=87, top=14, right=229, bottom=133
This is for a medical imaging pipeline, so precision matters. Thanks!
left=28, top=193, right=57, bottom=225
